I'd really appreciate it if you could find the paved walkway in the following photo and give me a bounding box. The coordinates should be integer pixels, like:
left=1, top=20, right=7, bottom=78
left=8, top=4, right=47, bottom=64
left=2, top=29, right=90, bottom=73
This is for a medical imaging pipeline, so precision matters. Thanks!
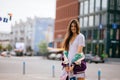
left=0, top=73, right=119, bottom=80
left=0, top=56, right=120, bottom=80
left=0, top=73, right=59, bottom=80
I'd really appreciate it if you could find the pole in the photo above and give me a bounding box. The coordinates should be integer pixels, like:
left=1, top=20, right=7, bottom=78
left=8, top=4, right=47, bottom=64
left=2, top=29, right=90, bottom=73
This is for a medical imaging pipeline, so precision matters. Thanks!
left=98, top=69, right=101, bottom=80
left=23, top=61, right=25, bottom=75
left=52, top=65, right=55, bottom=77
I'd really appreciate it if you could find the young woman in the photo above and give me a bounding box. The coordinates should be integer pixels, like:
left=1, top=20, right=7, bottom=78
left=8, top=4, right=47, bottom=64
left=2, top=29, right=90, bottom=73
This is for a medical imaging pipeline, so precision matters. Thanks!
left=61, top=19, right=86, bottom=80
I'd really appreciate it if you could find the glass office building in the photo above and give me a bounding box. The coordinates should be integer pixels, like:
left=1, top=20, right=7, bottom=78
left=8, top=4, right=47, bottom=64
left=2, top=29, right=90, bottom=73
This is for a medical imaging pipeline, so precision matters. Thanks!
left=79, top=0, right=120, bottom=58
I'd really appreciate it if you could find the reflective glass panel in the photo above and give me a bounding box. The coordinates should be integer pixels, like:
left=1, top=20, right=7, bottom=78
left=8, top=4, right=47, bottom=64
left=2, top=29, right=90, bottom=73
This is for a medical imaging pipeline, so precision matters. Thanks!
left=80, top=3, right=83, bottom=15
left=84, top=1, right=88, bottom=15
left=117, top=0, right=120, bottom=10
left=90, top=0, right=94, bottom=13
left=84, top=17, right=88, bottom=27
left=102, top=0, right=107, bottom=10
left=80, top=18, right=83, bottom=27
left=89, top=16, right=93, bottom=26
left=95, top=14, right=100, bottom=26
left=101, top=13, right=107, bottom=25
left=95, top=0, right=100, bottom=12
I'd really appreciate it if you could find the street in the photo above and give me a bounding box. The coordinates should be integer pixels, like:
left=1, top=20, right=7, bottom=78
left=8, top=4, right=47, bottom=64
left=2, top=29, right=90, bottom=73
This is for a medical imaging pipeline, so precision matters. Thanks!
left=0, top=56, right=120, bottom=80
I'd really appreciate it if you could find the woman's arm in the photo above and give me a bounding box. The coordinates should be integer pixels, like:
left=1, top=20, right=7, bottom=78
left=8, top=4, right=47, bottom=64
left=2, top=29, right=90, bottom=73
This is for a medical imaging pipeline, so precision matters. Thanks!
left=74, top=46, right=85, bottom=64
left=77, top=46, right=83, bottom=53
left=75, top=34, right=85, bottom=64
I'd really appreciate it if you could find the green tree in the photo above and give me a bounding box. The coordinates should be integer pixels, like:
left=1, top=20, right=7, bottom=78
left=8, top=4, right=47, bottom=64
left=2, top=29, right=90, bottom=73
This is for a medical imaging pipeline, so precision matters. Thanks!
left=38, top=41, right=48, bottom=56
left=6, top=44, right=12, bottom=51
left=0, top=44, right=3, bottom=51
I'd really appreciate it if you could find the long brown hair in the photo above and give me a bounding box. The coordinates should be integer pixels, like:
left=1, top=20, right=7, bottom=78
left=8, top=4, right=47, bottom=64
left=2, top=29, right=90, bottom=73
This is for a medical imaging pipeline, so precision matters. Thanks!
left=62, top=19, right=80, bottom=51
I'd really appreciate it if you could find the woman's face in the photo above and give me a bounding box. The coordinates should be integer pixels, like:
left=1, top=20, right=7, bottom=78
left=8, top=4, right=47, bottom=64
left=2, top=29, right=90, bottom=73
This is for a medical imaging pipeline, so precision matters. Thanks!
left=71, top=23, right=77, bottom=34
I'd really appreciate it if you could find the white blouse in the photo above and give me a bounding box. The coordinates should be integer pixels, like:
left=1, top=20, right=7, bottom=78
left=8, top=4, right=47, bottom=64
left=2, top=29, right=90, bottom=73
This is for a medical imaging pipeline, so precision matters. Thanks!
left=68, top=33, right=85, bottom=64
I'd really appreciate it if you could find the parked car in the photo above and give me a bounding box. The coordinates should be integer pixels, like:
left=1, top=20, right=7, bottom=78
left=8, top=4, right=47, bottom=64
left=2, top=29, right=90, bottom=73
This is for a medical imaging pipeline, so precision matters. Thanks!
left=0, top=51, right=9, bottom=57
left=89, top=55, right=104, bottom=63
left=47, top=47, right=63, bottom=60
left=55, top=54, right=62, bottom=60
left=85, top=54, right=104, bottom=63
left=85, top=54, right=94, bottom=62
left=48, top=53, right=57, bottom=60
left=10, top=51, right=16, bottom=56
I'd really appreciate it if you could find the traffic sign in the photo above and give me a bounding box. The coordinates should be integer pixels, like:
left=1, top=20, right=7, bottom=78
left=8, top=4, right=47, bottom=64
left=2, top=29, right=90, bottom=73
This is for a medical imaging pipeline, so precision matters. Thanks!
left=99, top=24, right=103, bottom=29
left=112, top=23, right=117, bottom=29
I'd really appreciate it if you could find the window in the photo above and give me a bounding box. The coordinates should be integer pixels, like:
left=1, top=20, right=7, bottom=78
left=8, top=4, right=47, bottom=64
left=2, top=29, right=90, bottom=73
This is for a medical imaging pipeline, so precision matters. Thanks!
left=83, top=17, right=88, bottom=27
left=116, top=45, right=119, bottom=56
left=95, top=14, right=100, bottom=26
left=100, top=29, right=105, bottom=39
left=83, top=31, right=87, bottom=39
left=95, top=0, right=100, bottom=12
left=109, top=13, right=114, bottom=24
left=116, top=14, right=120, bottom=25
left=80, top=18, right=83, bottom=27
left=87, top=43, right=91, bottom=53
left=89, top=16, right=94, bottom=27
left=117, top=0, right=120, bottom=10
left=84, top=1, right=88, bottom=15
left=99, top=44, right=104, bottom=55
left=110, top=29, right=113, bottom=39
left=110, top=0, right=114, bottom=9
left=116, top=29, right=120, bottom=40
left=20, top=37, right=24, bottom=41
left=93, top=29, right=98, bottom=40
left=102, top=0, right=107, bottom=10
left=101, top=13, right=107, bottom=25
left=87, top=30, right=92, bottom=39
left=80, top=3, right=83, bottom=15
left=90, top=0, right=94, bottom=13
left=93, top=43, right=98, bottom=55
left=15, top=37, right=17, bottom=41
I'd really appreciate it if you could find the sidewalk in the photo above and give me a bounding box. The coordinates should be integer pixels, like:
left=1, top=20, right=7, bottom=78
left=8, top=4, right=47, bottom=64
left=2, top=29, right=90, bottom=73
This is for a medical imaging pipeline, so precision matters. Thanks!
left=0, top=56, right=120, bottom=80
left=0, top=73, right=119, bottom=80
left=108, top=58, right=120, bottom=62
left=0, top=73, right=59, bottom=80
left=106, top=58, right=120, bottom=65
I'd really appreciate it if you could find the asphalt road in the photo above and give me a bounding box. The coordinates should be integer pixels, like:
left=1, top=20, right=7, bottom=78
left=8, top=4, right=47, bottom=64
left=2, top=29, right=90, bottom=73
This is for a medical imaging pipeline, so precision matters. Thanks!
left=0, top=56, right=120, bottom=80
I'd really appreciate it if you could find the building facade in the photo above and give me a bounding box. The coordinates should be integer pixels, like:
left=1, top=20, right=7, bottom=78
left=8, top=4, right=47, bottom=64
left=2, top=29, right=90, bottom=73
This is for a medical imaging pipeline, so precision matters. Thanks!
left=11, top=17, right=54, bottom=55
left=11, top=18, right=34, bottom=53
left=0, top=32, right=11, bottom=49
left=54, top=0, right=79, bottom=48
left=79, top=0, right=120, bottom=58
left=33, top=17, right=54, bottom=53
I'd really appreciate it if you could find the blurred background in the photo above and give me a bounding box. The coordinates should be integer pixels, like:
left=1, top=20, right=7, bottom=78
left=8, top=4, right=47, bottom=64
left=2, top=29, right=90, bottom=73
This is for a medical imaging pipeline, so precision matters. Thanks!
left=0, top=0, right=120, bottom=80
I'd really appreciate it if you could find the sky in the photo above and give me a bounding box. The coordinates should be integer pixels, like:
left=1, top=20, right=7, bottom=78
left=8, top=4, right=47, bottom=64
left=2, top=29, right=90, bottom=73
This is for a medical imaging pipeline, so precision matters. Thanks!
left=0, top=0, right=56, bottom=33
